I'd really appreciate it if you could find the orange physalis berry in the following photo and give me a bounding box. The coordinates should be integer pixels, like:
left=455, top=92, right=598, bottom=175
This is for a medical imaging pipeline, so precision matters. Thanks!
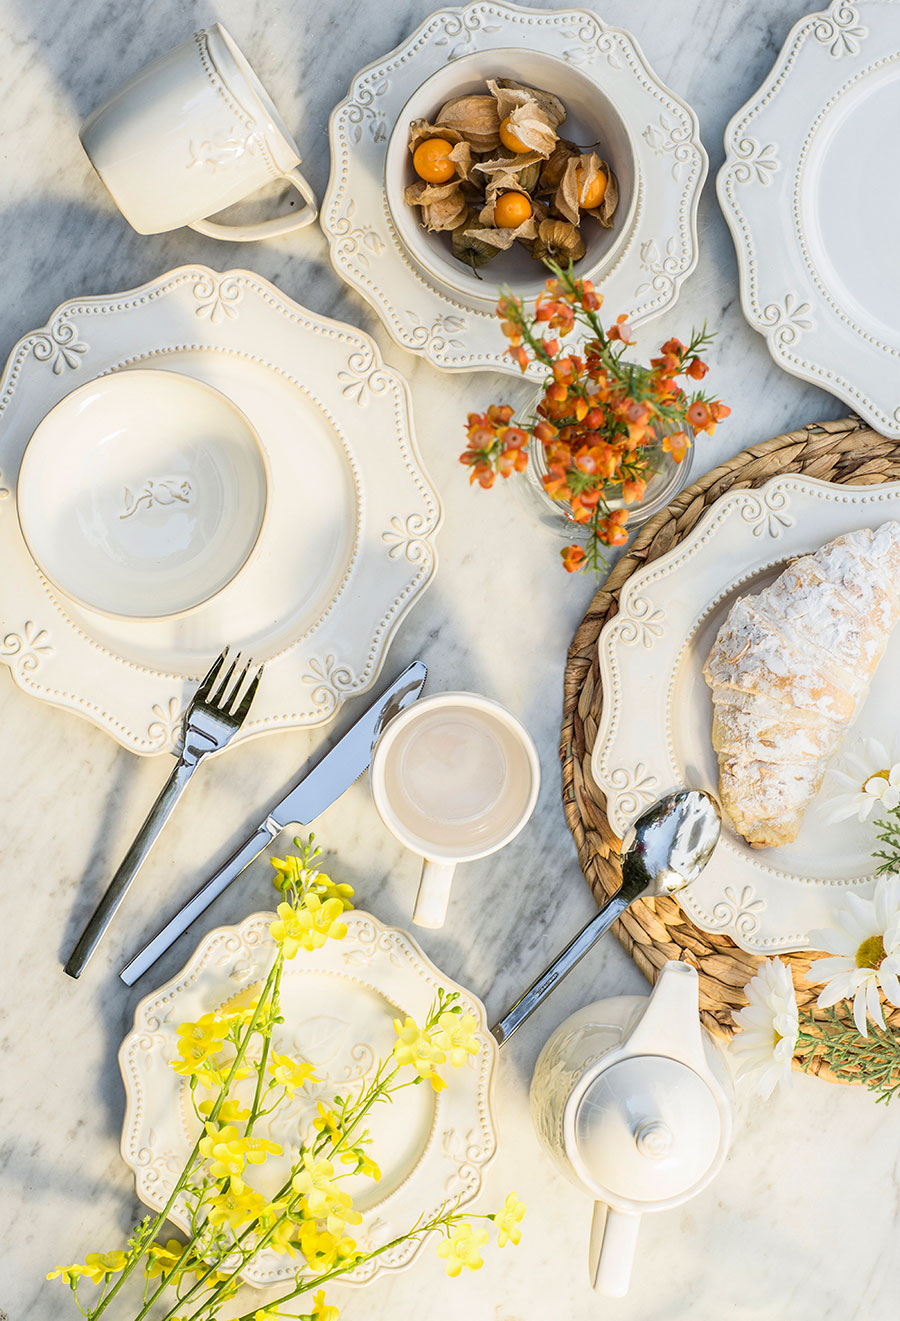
left=575, top=165, right=608, bottom=210
left=412, top=138, right=456, bottom=183
left=561, top=545, right=586, bottom=573
left=499, top=116, right=530, bottom=153
left=494, top=192, right=533, bottom=228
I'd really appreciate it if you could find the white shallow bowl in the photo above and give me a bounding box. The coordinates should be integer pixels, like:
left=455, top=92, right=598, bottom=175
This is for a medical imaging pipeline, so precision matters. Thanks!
left=16, top=368, right=268, bottom=620
left=384, top=47, right=638, bottom=309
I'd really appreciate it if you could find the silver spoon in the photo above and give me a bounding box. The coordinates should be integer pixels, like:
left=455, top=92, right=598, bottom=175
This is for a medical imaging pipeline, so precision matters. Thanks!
left=490, top=789, right=721, bottom=1046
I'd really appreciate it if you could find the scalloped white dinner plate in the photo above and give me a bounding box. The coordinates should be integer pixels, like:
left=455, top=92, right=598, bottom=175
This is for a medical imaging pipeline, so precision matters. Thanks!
left=119, top=910, right=497, bottom=1288
left=590, top=474, right=900, bottom=953
left=0, top=267, right=440, bottom=755
left=323, top=0, right=707, bottom=375
left=718, top=0, right=900, bottom=435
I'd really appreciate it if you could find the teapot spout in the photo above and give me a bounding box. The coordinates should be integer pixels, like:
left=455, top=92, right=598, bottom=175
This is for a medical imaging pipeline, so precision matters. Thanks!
left=624, top=961, right=707, bottom=1073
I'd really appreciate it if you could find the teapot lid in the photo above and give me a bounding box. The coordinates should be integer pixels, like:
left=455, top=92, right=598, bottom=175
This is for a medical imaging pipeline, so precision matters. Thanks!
left=567, top=1055, right=724, bottom=1205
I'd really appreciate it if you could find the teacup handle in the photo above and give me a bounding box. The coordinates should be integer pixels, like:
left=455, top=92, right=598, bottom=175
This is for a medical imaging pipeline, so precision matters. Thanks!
left=589, top=1202, right=641, bottom=1297
left=188, top=165, right=318, bottom=242
left=412, top=859, right=457, bottom=929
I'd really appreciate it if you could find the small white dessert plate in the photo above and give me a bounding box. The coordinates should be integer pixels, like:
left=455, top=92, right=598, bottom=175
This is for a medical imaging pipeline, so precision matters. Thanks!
left=718, top=0, right=900, bottom=435
left=0, top=267, right=440, bottom=754
left=590, top=474, right=900, bottom=954
left=323, top=0, right=707, bottom=376
left=16, top=370, right=267, bottom=620
left=119, top=910, right=497, bottom=1288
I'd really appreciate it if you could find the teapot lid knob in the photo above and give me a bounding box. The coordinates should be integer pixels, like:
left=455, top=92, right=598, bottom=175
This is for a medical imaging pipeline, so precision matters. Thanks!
left=634, top=1119, right=673, bottom=1159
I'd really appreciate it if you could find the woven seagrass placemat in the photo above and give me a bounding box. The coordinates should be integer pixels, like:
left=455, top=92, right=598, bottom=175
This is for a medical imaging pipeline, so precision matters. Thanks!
left=560, top=417, right=900, bottom=1082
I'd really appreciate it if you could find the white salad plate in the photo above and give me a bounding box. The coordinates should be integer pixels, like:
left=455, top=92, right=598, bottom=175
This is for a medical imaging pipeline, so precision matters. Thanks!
left=16, top=369, right=269, bottom=621
left=718, top=0, right=900, bottom=436
left=590, top=474, right=900, bottom=954
left=323, top=0, right=707, bottom=375
left=119, top=910, right=497, bottom=1288
left=0, top=266, right=440, bottom=755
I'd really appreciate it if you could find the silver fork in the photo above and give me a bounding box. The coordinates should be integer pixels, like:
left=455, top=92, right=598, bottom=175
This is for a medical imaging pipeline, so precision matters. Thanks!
left=64, top=649, right=263, bottom=978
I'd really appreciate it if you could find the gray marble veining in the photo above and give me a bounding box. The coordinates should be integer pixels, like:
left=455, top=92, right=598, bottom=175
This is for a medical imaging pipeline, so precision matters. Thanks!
left=0, top=2, right=892, bottom=1319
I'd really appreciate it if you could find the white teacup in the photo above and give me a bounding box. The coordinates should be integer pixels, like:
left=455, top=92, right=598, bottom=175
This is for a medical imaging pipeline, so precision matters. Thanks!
left=79, top=24, right=317, bottom=241
left=371, top=692, right=541, bottom=929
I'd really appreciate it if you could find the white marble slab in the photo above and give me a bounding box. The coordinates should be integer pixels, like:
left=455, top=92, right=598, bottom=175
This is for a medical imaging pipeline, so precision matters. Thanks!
left=0, top=1, right=895, bottom=1319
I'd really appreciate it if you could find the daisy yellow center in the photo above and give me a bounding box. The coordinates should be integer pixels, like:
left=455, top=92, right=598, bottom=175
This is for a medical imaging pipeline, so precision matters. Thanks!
left=856, top=935, right=886, bottom=970
left=862, top=769, right=891, bottom=792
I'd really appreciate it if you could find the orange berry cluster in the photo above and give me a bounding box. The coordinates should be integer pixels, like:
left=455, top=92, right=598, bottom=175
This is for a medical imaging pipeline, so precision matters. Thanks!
left=459, top=265, right=730, bottom=574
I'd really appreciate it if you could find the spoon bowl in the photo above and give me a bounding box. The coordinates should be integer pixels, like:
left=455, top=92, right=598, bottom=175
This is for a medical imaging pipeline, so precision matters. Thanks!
left=491, top=789, right=721, bottom=1045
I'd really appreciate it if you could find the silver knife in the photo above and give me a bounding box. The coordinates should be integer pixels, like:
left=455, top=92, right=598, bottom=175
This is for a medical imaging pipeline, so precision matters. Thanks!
left=119, top=660, right=427, bottom=985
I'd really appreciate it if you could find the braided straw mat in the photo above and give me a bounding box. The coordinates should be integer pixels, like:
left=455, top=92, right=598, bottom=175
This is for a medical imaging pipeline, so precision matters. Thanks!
left=560, top=417, right=900, bottom=1083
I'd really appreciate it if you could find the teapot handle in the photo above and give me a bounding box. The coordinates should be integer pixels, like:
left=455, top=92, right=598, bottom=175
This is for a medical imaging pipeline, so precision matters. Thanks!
left=589, top=1202, right=641, bottom=1297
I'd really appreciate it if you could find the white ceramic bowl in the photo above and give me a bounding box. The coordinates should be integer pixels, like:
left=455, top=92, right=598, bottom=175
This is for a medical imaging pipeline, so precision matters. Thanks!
left=384, top=48, right=639, bottom=309
left=16, top=369, right=268, bottom=620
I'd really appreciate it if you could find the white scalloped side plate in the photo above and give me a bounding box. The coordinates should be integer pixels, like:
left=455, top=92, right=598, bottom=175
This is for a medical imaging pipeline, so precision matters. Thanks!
left=590, top=474, right=900, bottom=953
left=119, top=909, right=497, bottom=1288
left=0, top=267, right=440, bottom=754
left=718, top=0, right=900, bottom=435
left=323, top=0, right=707, bottom=375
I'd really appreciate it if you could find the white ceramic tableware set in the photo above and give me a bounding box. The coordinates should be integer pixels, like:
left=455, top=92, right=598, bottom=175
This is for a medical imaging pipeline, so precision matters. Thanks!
left=8, top=0, right=892, bottom=1299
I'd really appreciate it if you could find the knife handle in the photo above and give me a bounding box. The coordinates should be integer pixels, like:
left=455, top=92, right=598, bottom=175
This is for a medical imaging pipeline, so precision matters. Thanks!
left=119, top=816, right=280, bottom=986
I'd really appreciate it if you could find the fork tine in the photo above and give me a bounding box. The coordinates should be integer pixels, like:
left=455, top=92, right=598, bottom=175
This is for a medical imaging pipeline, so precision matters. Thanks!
left=222, top=655, right=255, bottom=714
left=194, top=648, right=228, bottom=703
left=210, top=652, right=240, bottom=706
left=232, top=664, right=264, bottom=723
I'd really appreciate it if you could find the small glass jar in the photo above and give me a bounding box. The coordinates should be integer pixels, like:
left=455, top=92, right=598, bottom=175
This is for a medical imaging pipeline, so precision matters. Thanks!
left=515, top=420, right=695, bottom=541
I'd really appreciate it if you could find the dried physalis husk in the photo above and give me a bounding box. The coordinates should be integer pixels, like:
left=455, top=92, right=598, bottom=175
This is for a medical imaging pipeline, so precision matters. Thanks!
left=435, top=94, right=502, bottom=152
left=554, top=153, right=618, bottom=227
left=405, top=179, right=469, bottom=232
left=451, top=208, right=501, bottom=273
left=530, top=218, right=586, bottom=264
left=538, top=139, right=580, bottom=195
left=488, top=78, right=567, bottom=128
left=473, top=149, right=544, bottom=196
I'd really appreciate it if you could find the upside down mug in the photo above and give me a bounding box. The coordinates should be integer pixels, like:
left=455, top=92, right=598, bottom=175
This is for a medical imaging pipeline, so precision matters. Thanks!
left=370, top=692, right=541, bottom=928
left=79, top=24, right=317, bottom=240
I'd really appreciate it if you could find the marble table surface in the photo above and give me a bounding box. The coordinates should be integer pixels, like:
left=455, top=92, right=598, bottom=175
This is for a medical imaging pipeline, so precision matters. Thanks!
left=1, top=1, right=896, bottom=1319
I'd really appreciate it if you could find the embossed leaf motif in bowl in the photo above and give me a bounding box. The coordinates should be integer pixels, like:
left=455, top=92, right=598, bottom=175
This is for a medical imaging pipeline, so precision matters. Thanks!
left=323, top=0, right=707, bottom=375
left=718, top=0, right=900, bottom=435
left=0, top=265, right=440, bottom=753
left=591, top=474, right=900, bottom=953
left=119, top=911, right=497, bottom=1288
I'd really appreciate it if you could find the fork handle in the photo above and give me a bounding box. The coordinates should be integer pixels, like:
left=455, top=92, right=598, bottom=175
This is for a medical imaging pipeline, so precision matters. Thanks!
left=64, top=758, right=199, bottom=978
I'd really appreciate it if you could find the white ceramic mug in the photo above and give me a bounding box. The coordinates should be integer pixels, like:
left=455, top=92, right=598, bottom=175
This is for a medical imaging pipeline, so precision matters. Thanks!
left=371, top=692, right=540, bottom=928
left=79, top=24, right=317, bottom=240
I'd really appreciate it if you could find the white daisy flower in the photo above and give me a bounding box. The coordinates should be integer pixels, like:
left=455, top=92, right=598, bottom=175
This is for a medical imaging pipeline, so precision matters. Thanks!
left=809, top=875, right=900, bottom=1037
left=731, top=957, right=799, bottom=1099
left=824, top=735, right=900, bottom=823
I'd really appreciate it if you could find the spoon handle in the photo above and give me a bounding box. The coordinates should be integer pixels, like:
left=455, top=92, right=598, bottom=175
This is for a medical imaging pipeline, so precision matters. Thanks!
left=490, top=891, right=630, bottom=1046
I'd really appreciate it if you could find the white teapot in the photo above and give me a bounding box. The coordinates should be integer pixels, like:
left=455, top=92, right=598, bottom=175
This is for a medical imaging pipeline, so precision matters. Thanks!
left=530, top=961, right=732, bottom=1297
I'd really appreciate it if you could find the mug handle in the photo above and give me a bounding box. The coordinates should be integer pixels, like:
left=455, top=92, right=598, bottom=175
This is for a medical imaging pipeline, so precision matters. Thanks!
left=589, top=1202, right=641, bottom=1297
left=188, top=165, right=318, bottom=242
left=413, top=859, right=457, bottom=929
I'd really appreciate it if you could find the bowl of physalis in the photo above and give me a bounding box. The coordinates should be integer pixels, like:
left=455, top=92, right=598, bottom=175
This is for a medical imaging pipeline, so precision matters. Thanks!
left=384, top=48, right=638, bottom=307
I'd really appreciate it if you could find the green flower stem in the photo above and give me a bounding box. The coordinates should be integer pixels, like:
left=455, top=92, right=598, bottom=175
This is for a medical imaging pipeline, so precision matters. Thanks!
left=123, top=957, right=283, bottom=1321
left=244, top=959, right=284, bottom=1138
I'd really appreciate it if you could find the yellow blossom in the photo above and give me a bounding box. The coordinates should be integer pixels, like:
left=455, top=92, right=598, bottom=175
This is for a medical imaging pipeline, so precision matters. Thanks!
left=255, top=1308, right=281, bottom=1321
left=270, top=901, right=306, bottom=958
left=207, top=1185, right=266, bottom=1230
left=436, top=1224, right=489, bottom=1277
left=434, top=1011, right=481, bottom=1068
left=313, top=1102, right=343, bottom=1141
left=57, top=1251, right=126, bottom=1285
left=315, top=875, right=355, bottom=911
left=241, top=1135, right=283, bottom=1166
left=268, top=1051, right=316, bottom=1095
left=297, top=1223, right=356, bottom=1274
left=145, top=1238, right=188, bottom=1279
left=295, top=894, right=348, bottom=950
left=170, top=1039, right=222, bottom=1081
left=495, top=1192, right=526, bottom=1246
left=176, top=1012, right=224, bottom=1055
left=291, top=1153, right=360, bottom=1234
left=270, top=852, right=307, bottom=891
left=311, top=1288, right=341, bottom=1321
left=392, top=1016, right=447, bottom=1090
left=198, top=1097, right=249, bottom=1123
left=339, top=1148, right=381, bottom=1181
left=199, top=1124, right=246, bottom=1184
left=47, top=1263, right=85, bottom=1285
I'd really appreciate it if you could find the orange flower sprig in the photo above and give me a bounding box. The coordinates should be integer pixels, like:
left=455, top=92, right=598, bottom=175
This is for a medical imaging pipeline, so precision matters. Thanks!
left=459, top=260, right=730, bottom=573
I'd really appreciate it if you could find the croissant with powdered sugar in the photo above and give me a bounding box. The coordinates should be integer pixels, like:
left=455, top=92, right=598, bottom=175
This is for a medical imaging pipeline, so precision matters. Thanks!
left=702, top=522, right=900, bottom=848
